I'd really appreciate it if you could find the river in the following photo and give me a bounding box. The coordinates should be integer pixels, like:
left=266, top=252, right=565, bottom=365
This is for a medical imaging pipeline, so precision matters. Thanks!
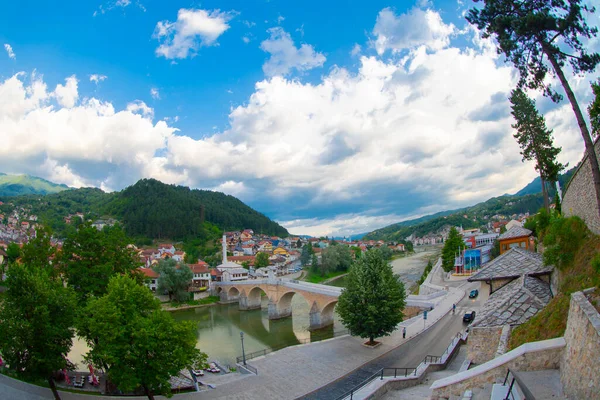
left=67, top=249, right=439, bottom=369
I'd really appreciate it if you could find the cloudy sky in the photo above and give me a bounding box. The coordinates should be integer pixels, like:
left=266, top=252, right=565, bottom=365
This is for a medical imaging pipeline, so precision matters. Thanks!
left=0, top=0, right=598, bottom=237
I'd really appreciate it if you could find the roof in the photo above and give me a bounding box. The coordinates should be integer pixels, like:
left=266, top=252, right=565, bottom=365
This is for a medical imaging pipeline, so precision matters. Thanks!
left=217, top=261, right=243, bottom=270
left=498, top=226, right=532, bottom=240
left=138, top=267, right=159, bottom=278
left=189, top=262, right=210, bottom=274
left=210, top=268, right=222, bottom=277
left=223, top=267, right=249, bottom=275
left=468, top=248, right=552, bottom=282
left=472, top=275, right=552, bottom=328
left=228, top=256, right=255, bottom=262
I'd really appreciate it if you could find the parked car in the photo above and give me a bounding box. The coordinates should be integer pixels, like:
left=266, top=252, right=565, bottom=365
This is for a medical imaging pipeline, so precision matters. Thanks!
left=463, top=311, right=476, bottom=323
left=469, top=289, right=479, bottom=299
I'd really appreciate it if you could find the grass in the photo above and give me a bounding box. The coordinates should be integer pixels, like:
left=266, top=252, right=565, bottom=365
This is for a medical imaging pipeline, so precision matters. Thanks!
left=169, top=295, right=220, bottom=308
left=508, top=222, right=600, bottom=350
left=304, top=270, right=347, bottom=284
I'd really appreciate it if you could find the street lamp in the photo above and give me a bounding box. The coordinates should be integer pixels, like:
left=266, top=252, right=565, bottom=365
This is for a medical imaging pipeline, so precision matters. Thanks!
left=240, top=331, right=246, bottom=365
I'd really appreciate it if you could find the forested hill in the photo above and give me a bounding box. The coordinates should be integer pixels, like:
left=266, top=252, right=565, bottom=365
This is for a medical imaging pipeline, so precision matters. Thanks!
left=1, top=178, right=288, bottom=239
left=363, top=193, right=544, bottom=242
left=102, top=179, right=288, bottom=239
left=0, top=173, right=69, bottom=196
left=514, top=166, right=577, bottom=196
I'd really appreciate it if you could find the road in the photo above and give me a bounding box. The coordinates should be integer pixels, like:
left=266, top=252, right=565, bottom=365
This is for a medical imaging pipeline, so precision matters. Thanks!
left=299, top=281, right=483, bottom=400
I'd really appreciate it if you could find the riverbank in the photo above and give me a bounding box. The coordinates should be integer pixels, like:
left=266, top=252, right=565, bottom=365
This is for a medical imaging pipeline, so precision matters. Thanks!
left=162, top=296, right=220, bottom=312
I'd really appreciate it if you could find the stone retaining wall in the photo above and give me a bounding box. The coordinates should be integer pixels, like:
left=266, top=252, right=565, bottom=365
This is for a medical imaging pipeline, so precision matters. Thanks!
left=431, top=338, right=564, bottom=399
left=560, top=289, right=600, bottom=399
left=562, top=136, right=600, bottom=234
left=467, top=326, right=503, bottom=364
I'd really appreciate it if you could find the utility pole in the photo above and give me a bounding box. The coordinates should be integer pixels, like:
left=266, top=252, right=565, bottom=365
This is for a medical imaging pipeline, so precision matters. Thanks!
left=240, top=331, right=246, bottom=365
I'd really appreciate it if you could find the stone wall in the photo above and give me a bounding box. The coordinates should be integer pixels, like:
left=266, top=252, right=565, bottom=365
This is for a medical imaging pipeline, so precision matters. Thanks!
left=562, top=136, right=600, bottom=234
left=467, top=326, right=503, bottom=364
left=560, top=289, right=600, bottom=399
left=432, top=338, right=564, bottom=399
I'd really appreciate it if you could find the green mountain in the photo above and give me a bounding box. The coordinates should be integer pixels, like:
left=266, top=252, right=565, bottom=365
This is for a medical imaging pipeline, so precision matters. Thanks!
left=0, top=173, right=70, bottom=197
left=514, top=166, right=577, bottom=196
left=364, top=168, right=575, bottom=242
left=0, top=178, right=288, bottom=239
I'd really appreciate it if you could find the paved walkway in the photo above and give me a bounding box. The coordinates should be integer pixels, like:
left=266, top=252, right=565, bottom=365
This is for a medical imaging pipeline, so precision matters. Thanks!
left=0, top=285, right=466, bottom=400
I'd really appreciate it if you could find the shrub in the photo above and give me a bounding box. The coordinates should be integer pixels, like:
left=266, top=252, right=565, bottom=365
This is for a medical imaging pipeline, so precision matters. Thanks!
left=543, top=216, right=588, bottom=270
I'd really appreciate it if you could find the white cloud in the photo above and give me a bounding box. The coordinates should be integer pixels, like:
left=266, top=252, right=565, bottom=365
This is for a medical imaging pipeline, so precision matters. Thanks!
left=150, top=87, right=160, bottom=99
left=89, top=74, right=107, bottom=84
left=154, top=8, right=235, bottom=59
left=126, top=100, right=154, bottom=118
left=0, top=72, right=174, bottom=190
left=242, top=36, right=251, bottom=44
left=4, top=44, right=15, bottom=59
left=1, top=7, right=592, bottom=236
left=350, top=44, right=361, bottom=57
left=373, top=7, right=455, bottom=54
left=277, top=15, right=285, bottom=24
left=54, top=75, right=79, bottom=108
left=260, top=27, right=326, bottom=76
left=94, top=0, right=145, bottom=16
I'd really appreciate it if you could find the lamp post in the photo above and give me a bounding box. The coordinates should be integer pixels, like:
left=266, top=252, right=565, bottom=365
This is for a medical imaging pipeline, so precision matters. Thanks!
left=240, top=331, right=246, bottom=365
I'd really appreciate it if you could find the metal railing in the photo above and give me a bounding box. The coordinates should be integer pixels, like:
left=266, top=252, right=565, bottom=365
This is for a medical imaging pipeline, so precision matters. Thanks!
left=502, top=369, right=535, bottom=400
left=236, top=330, right=350, bottom=364
left=333, top=330, right=468, bottom=400
left=380, top=367, right=417, bottom=379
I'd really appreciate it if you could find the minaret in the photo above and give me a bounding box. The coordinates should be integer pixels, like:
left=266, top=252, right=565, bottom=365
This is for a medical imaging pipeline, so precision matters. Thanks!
left=222, top=234, right=228, bottom=263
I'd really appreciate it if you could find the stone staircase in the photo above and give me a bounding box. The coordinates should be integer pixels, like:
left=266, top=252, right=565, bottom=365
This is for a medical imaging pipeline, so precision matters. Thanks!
left=379, top=347, right=468, bottom=399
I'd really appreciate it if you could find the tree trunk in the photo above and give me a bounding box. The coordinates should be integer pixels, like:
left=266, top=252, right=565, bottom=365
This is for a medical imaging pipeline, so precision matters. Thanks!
left=543, top=45, right=600, bottom=219
left=48, top=376, right=61, bottom=400
left=143, top=384, right=155, bottom=400
left=370, top=336, right=374, bottom=345
left=541, top=175, right=549, bottom=211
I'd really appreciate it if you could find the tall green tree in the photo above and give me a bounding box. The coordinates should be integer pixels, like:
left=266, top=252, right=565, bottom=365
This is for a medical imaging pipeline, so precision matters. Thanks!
left=509, top=89, right=565, bottom=211
left=5, top=242, right=21, bottom=264
left=379, top=245, right=393, bottom=261
left=467, top=0, right=600, bottom=218
left=588, top=79, right=600, bottom=137
left=79, top=275, right=205, bottom=400
left=321, top=245, right=353, bottom=274
left=254, top=252, right=270, bottom=268
left=441, top=227, right=466, bottom=272
left=337, top=249, right=406, bottom=345
left=20, top=226, right=55, bottom=272
left=153, top=259, right=192, bottom=302
left=60, top=222, right=139, bottom=304
left=301, top=242, right=313, bottom=266
left=0, top=264, right=77, bottom=400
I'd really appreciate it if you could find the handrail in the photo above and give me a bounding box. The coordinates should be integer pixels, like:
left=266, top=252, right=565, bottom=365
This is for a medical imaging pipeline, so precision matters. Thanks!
left=333, top=330, right=468, bottom=400
left=504, top=368, right=536, bottom=400
left=236, top=330, right=350, bottom=363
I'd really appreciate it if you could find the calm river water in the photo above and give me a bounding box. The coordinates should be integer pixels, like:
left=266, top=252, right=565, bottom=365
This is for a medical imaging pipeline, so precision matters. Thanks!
left=68, top=295, right=346, bottom=368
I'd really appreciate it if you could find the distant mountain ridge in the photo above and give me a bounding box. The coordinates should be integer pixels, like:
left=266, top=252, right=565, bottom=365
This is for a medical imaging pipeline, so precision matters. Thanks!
left=1, top=178, right=288, bottom=239
left=0, top=173, right=70, bottom=197
left=363, top=168, right=575, bottom=242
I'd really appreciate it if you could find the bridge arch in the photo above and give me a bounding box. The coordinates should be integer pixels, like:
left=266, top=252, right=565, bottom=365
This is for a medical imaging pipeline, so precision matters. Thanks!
left=239, top=286, right=268, bottom=310
left=269, top=291, right=310, bottom=321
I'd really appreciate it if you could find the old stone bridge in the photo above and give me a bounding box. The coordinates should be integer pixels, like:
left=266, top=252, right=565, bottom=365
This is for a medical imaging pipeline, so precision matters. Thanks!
left=213, top=278, right=439, bottom=331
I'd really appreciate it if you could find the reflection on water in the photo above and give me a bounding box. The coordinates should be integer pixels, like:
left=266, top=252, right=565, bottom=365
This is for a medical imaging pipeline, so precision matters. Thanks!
left=68, top=295, right=344, bottom=368
left=171, top=295, right=345, bottom=366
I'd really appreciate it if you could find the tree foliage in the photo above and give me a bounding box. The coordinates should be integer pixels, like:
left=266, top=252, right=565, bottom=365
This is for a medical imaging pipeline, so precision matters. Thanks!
left=441, top=227, right=466, bottom=272
left=317, top=245, right=353, bottom=276
left=0, top=264, right=77, bottom=400
left=6, top=242, right=21, bottom=264
left=254, top=252, right=270, bottom=268
left=20, top=226, right=56, bottom=272
left=543, top=216, right=588, bottom=270
left=153, top=259, right=192, bottom=302
left=301, top=242, right=314, bottom=266
left=467, top=0, right=600, bottom=218
left=589, top=79, right=600, bottom=137
left=79, top=275, right=205, bottom=399
left=337, top=249, right=406, bottom=344
left=59, top=222, right=140, bottom=304
left=509, top=88, right=565, bottom=210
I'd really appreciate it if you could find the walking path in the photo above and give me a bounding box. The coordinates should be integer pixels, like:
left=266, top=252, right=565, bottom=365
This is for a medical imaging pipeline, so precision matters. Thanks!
left=0, top=256, right=475, bottom=400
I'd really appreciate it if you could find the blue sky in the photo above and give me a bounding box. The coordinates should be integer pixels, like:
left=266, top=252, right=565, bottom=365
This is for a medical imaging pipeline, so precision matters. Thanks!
left=0, top=0, right=598, bottom=236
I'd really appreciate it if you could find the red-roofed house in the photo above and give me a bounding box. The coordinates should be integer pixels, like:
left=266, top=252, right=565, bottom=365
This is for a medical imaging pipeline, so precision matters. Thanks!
left=228, top=255, right=256, bottom=266
left=189, top=262, right=211, bottom=289
left=139, top=267, right=159, bottom=292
